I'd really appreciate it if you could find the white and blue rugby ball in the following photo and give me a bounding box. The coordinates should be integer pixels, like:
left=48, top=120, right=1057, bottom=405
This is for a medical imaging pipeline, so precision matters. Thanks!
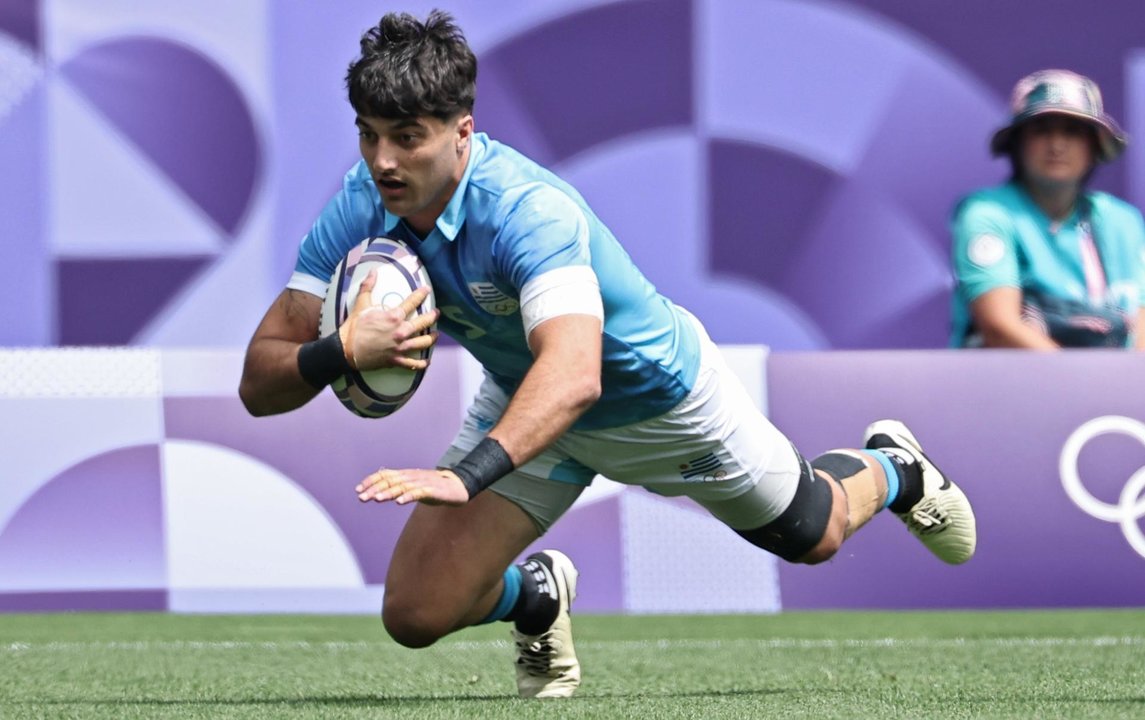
left=319, top=236, right=436, bottom=418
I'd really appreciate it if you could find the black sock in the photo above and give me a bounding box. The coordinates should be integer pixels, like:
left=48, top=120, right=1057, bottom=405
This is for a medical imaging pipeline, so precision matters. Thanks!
left=883, top=449, right=924, bottom=513
left=506, top=555, right=560, bottom=635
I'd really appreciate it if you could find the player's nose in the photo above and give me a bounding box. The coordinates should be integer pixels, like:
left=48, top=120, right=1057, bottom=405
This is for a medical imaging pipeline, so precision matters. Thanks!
left=370, top=144, right=400, bottom=174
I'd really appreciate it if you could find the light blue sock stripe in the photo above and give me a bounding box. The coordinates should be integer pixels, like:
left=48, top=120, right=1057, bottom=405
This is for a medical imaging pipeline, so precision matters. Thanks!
left=862, top=449, right=899, bottom=509
left=477, top=565, right=522, bottom=625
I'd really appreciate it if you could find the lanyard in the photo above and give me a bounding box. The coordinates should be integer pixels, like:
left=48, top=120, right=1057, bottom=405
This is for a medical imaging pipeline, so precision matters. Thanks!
left=1076, top=199, right=1108, bottom=304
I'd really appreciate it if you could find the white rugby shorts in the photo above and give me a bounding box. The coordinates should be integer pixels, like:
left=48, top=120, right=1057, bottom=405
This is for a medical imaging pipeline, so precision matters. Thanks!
left=439, top=317, right=801, bottom=533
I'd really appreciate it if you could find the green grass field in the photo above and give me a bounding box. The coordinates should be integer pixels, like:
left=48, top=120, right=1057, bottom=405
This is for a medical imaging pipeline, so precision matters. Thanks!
left=2, top=610, right=1144, bottom=719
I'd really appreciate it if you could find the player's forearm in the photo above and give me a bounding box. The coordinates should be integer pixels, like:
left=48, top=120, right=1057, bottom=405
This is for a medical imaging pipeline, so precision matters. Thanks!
left=238, top=338, right=323, bottom=416
left=489, top=358, right=601, bottom=467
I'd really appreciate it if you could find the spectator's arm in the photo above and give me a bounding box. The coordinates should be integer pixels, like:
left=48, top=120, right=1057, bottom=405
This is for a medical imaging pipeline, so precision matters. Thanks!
left=1136, top=307, right=1145, bottom=350
left=969, top=287, right=1060, bottom=350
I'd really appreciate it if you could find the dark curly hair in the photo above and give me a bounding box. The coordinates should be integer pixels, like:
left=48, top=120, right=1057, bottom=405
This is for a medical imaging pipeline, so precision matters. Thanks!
left=345, top=10, right=477, bottom=120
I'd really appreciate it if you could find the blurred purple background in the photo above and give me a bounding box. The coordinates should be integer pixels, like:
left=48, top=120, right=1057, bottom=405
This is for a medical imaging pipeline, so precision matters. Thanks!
left=3, top=0, right=1143, bottom=349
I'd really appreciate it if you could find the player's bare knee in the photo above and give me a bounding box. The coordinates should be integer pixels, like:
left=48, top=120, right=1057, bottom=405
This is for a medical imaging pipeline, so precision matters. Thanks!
left=381, top=598, right=448, bottom=649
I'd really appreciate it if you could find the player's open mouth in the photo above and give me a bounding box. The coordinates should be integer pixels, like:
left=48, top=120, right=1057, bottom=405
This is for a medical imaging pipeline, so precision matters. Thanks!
left=377, top=178, right=407, bottom=192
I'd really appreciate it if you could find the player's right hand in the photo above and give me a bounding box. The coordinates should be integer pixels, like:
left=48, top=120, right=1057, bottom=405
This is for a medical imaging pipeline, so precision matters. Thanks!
left=356, top=467, right=469, bottom=506
left=338, top=270, right=439, bottom=371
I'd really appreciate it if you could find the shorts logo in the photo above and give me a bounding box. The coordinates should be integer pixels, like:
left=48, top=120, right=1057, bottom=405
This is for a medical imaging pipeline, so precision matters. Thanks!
left=1059, top=415, right=1145, bottom=559
left=468, top=282, right=519, bottom=315
left=679, top=452, right=726, bottom=482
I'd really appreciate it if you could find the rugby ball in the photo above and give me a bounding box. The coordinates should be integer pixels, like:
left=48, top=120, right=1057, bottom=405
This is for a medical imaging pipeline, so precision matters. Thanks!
left=319, top=236, right=435, bottom=418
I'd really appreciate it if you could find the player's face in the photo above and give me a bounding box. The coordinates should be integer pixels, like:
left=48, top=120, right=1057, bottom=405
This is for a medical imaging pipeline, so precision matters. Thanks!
left=357, top=113, right=473, bottom=236
left=1018, top=114, right=1096, bottom=190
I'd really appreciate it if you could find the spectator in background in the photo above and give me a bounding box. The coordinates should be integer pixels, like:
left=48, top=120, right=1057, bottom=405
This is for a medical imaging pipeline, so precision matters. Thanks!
left=950, top=69, right=1145, bottom=349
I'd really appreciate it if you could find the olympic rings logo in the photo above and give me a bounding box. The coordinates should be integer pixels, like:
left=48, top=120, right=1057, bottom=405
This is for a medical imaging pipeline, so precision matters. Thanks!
left=1059, top=416, right=1145, bottom=559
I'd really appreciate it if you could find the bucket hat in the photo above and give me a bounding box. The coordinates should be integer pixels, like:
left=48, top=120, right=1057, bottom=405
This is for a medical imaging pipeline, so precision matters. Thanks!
left=990, top=69, right=1127, bottom=162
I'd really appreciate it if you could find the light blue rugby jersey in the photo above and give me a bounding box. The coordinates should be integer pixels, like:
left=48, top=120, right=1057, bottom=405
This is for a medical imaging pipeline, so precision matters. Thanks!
left=950, top=181, right=1145, bottom=346
left=290, top=132, right=700, bottom=430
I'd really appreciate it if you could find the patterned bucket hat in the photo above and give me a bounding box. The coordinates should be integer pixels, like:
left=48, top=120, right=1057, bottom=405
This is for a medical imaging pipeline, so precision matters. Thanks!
left=990, top=69, right=1127, bottom=162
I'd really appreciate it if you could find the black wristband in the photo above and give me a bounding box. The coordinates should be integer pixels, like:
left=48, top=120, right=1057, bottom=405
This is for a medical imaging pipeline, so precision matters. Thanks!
left=297, top=331, right=351, bottom=389
left=451, top=437, right=515, bottom=498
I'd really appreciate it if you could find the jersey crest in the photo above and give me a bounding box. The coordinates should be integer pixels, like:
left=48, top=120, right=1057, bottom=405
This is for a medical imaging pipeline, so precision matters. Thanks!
left=468, top=282, right=519, bottom=315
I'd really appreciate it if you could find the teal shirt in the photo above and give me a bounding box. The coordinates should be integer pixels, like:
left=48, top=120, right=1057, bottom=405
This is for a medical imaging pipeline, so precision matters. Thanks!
left=950, top=182, right=1145, bottom=347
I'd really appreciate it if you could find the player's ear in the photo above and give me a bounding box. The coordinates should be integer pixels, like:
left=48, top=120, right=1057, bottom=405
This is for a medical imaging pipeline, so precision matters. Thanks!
left=456, top=114, right=474, bottom=155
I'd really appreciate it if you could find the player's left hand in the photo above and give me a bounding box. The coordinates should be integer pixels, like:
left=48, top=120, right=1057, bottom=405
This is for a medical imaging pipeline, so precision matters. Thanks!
left=356, top=468, right=469, bottom=506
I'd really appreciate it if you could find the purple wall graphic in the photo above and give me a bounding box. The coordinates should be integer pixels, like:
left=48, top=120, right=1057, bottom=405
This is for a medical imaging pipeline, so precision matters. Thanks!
left=0, top=348, right=782, bottom=614
left=57, top=257, right=210, bottom=346
left=768, top=350, right=1145, bottom=609
left=477, top=0, right=693, bottom=168
left=60, top=38, right=259, bottom=235
left=2, top=347, right=1144, bottom=613
left=54, top=37, right=261, bottom=345
left=0, top=0, right=38, bottom=50
left=478, top=0, right=997, bottom=348
left=0, top=0, right=48, bottom=345
left=0, top=445, right=167, bottom=611
left=163, top=395, right=442, bottom=587
left=3, top=0, right=1144, bottom=348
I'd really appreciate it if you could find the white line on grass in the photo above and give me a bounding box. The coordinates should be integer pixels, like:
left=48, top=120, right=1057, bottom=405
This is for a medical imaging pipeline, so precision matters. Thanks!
left=4, top=636, right=1144, bottom=653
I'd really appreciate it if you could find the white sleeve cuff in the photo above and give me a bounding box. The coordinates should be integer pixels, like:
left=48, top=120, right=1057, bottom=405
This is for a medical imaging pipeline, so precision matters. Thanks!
left=286, top=271, right=328, bottom=298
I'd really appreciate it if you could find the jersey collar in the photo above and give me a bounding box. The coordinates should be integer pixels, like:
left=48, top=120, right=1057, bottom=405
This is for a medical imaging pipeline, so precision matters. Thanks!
left=381, top=133, right=487, bottom=241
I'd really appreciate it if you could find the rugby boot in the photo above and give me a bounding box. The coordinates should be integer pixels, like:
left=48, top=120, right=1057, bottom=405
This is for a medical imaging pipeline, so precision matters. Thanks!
left=864, top=420, right=977, bottom=564
left=511, top=550, right=581, bottom=698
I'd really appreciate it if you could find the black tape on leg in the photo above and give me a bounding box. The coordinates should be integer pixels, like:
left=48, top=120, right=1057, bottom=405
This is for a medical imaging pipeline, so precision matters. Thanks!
left=736, top=454, right=834, bottom=562
left=809, top=451, right=868, bottom=483
left=451, top=437, right=515, bottom=499
left=297, top=331, right=352, bottom=389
